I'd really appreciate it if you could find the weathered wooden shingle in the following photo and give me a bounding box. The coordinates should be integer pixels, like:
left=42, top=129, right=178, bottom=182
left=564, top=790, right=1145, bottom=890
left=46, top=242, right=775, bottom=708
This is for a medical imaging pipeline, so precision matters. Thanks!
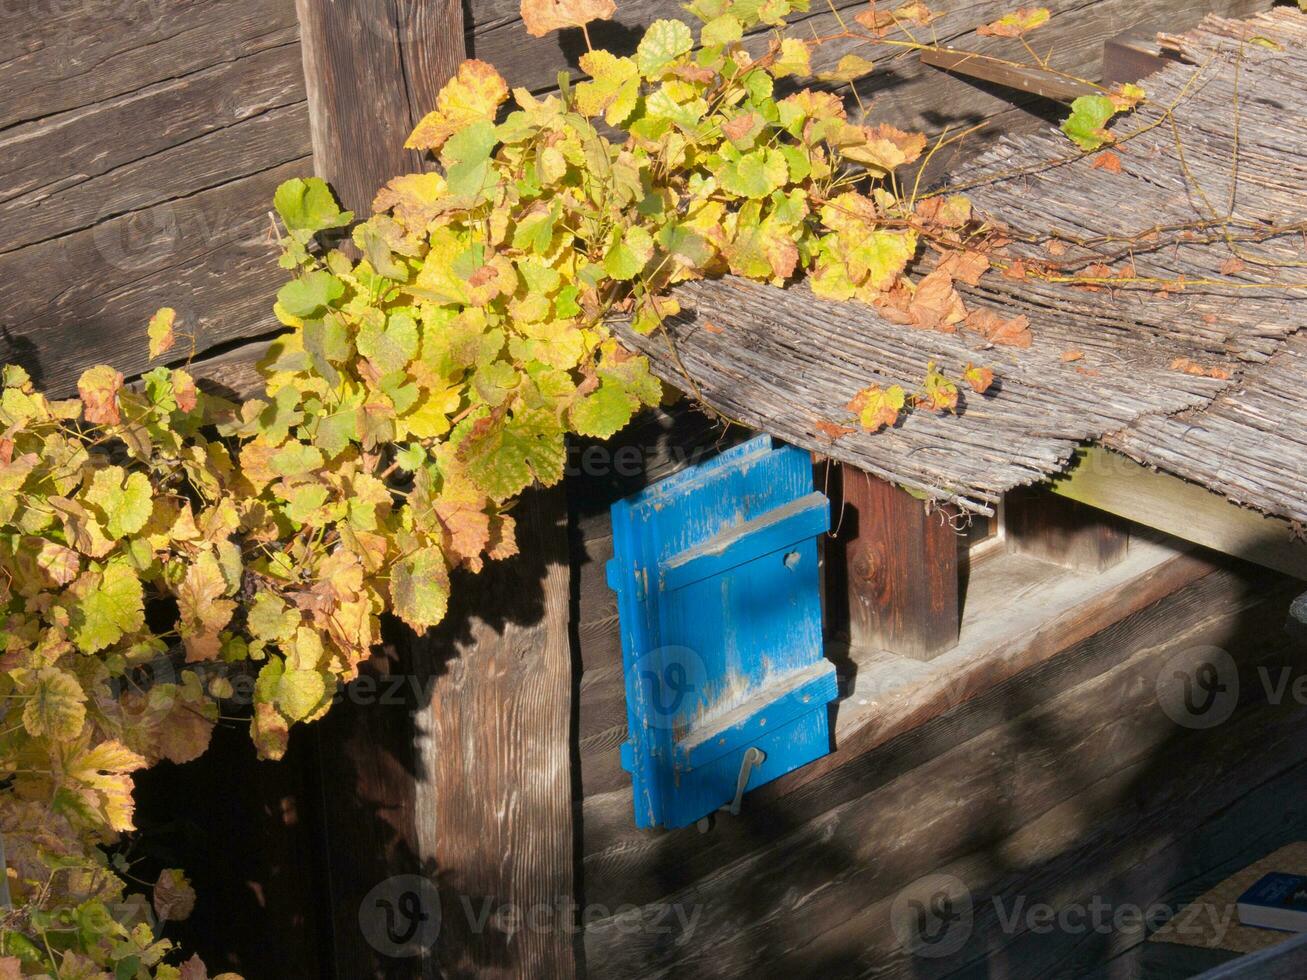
left=618, top=8, right=1307, bottom=516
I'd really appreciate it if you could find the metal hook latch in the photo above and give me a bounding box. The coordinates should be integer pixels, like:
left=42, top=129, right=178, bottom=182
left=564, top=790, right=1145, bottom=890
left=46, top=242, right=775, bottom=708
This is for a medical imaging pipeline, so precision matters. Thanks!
left=697, top=747, right=765, bottom=833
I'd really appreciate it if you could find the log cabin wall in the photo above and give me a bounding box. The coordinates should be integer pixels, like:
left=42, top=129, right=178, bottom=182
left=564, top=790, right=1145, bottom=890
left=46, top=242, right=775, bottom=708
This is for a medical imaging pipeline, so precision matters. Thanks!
left=567, top=410, right=1307, bottom=979
left=0, top=0, right=312, bottom=396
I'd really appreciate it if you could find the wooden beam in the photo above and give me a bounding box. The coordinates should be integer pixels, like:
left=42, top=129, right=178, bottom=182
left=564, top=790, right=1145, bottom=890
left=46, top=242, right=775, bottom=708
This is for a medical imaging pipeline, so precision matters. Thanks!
left=295, top=0, right=464, bottom=215
left=1103, top=28, right=1177, bottom=85
left=288, top=3, right=483, bottom=977
left=416, top=486, right=576, bottom=977
left=1052, top=447, right=1307, bottom=580
left=1006, top=485, right=1129, bottom=573
left=835, top=467, right=960, bottom=660
left=918, top=46, right=1097, bottom=103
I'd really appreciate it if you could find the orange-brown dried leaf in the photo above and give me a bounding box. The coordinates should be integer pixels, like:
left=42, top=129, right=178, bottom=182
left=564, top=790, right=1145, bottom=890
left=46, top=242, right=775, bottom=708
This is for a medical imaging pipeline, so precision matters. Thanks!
left=937, top=249, right=989, bottom=286
left=847, top=384, right=906, bottom=432
left=78, top=365, right=124, bottom=426
left=908, top=270, right=966, bottom=332
left=1090, top=150, right=1123, bottom=174
left=1169, top=357, right=1231, bottom=380
left=966, top=308, right=1033, bottom=348
left=962, top=363, right=994, bottom=394
left=814, top=419, right=856, bottom=441
left=521, top=0, right=615, bottom=37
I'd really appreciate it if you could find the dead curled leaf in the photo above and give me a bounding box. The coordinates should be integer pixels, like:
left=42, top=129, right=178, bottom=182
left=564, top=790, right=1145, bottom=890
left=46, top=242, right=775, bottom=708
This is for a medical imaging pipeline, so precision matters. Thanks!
left=855, top=2, right=937, bottom=36
left=906, top=270, right=966, bottom=332
left=965, top=308, right=1033, bottom=348
left=962, top=362, right=994, bottom=394
left=814, top=419, right=856, bottom=441
left=520, top=0, right=616, bottom=37
left=937, top=249, right=990, bottom=286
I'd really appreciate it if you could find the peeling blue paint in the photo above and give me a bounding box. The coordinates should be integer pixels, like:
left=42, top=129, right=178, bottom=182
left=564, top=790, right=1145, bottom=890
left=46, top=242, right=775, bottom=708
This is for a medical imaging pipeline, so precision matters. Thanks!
left=608, top=435, right=838, bottom=830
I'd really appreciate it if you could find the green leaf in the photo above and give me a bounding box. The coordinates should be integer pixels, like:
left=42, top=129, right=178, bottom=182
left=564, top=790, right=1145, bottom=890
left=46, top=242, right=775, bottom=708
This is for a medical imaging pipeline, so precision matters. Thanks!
left=391, top=546, right=451, bottom=632
left=70, top=562, right=145, bottom=654
left=357, top=312, right=419, bottom=375
left=248, top=592, right=299, bottom=644
left=570, top=381, right=637, bottom=439
left=637, top=19, right=694, bottom=77
left=701, top=12, right=743, bottom=44
left=1061, top=94, right=1118, bottom=151
left=84, top=466, right=153, bottom=539
left=274, top=177, right=353, bottom=243
left=277, top=270, right=345, bottom=317
left=442, top=119, right=499, bottom=198
left=458, top=408, right=567, bottom=501
left=604, top=225, right=655, bottom=280
left=720, top=147, right=789, bottom=199
left=22, top=667, right=87, bottom=739
left=270, top=442, right=325, bottom=478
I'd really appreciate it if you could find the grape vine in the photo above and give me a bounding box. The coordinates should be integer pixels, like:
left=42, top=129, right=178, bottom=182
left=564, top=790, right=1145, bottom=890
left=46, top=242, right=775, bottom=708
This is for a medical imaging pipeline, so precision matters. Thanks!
left=0, top=1, right=1146, bottom=974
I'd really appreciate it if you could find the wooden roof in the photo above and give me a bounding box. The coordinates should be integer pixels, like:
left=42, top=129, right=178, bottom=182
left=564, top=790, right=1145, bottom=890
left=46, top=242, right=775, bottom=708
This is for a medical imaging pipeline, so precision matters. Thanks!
left=617, top=8, right=1307, bottom=518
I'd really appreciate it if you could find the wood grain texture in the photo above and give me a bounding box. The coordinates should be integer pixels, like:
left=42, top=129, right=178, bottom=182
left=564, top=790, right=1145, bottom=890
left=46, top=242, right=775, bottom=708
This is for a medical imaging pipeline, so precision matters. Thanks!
left=296, top=0, right=465, bottom=215
left=0, top=157, right=308, bottom=396
left=0, top=0, right=301, bottom=129
left=0, top=44, right=308, bottom=254
left=578, top=539, right=1216, bottom=908
left=837, top=468, right=960, bottom=660
left=0, top=2, right=311, bottom=395
left=1053, top=446, right=1307, bottom=580
left=1005, top=484, right=1129, bottom=572
left=613, top=6, right=1298, bottom=517
left=581, top=561, right=1303, bottom=978
left=416, top=486, right=576, bottom=978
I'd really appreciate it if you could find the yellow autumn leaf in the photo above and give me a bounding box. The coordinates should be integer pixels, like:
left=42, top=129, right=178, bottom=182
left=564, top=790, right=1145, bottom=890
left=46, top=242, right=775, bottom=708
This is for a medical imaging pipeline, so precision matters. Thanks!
left=847, top=384, right=907, bottom=432
left=977, top=7, right=1051, bottom=37
left=406, top=60, right=509, bottom=152
left=77, top=365, right=124, bottom=426
left=147, top=307, right=177, bottom=360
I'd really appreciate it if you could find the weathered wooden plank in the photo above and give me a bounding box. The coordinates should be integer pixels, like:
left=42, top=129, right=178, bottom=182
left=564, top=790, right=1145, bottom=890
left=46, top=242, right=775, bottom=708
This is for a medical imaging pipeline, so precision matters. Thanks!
left=582, top=563, right=1301, bottom=977
left=0, top=45, right=309, bottom=254
left=0, top=0, right=301, bottom=130
left=836, top=468, right=961, bottom=659
left=918, top=46, right=1098, bottom=102
left=416, top=486, right=576, bottom=978
left=287, top=4, right=474, bottom=976
left=0, top=157, right=308, bottom=396
left=1005, top=484, right=1129, bottom=572
left=579, top=540, right=1215, bottom=907
left=1052, top=446, right=1307, bottom=580
left=297, top=0, right=433, bottom=215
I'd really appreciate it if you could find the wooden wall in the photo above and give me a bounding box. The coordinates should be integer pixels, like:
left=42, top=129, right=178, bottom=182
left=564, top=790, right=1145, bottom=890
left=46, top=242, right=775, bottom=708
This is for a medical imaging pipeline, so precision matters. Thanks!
left=0, top=0, right=312, bottom=396
left=568, top=418, right=1307, bottom=978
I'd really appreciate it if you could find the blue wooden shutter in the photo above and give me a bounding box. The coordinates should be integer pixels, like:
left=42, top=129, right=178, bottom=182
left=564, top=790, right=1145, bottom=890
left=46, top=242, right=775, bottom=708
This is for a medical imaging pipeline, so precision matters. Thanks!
left=606, top=435, right=838, bottom=830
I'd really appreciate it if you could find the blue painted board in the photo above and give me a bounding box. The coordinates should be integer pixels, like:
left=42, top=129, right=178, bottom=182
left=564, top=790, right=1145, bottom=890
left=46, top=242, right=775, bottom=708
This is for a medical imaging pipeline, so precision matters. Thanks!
left=607, top=435, right=838, bottom=829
